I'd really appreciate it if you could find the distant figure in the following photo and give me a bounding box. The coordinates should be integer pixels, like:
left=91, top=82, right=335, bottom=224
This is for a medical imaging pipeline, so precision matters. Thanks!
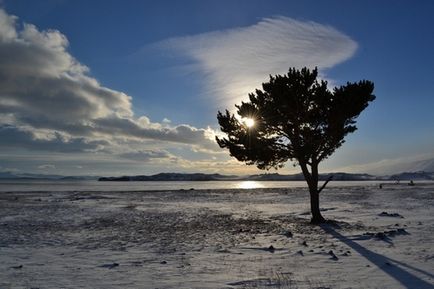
left=379, top=184, right=383, bottom=189
left=408, top=180, right=415, bottom=186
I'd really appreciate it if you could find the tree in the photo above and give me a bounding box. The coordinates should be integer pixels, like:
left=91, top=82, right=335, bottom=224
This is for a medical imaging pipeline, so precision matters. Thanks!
left=216, top=67, right=375, bottom=224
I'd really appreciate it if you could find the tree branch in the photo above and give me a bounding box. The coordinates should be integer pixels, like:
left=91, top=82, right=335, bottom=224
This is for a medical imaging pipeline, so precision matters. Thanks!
left=317, top=146, right=332, bottom=163
left=318, top=175, right=333, bottom=194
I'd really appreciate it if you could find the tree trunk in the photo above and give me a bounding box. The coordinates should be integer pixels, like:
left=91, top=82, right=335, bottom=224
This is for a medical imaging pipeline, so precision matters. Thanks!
left=300, top=162, right=325, bottom=224
left=309, top=188, right=325, bottom=224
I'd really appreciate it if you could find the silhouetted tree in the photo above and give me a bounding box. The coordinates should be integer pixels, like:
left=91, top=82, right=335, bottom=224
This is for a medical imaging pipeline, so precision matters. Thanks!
left=216, top=67, right=375, bottom=224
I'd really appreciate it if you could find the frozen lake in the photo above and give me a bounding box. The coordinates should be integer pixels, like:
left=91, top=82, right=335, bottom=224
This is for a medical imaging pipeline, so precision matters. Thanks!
left=0, top=179, right=401, bottom=192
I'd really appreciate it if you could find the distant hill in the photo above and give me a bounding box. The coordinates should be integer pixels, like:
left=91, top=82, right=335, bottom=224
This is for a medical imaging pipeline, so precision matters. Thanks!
left=388, top=171, right=434, bottom=181
left=0, top=171, right=98, bottom=180
left=321, top=172, right=378, bottom=181
left=0, top=171, right=64, bottom=180
left=98, top=172, right=381, bottom=182
left=98, top=173, right=240, bottom=182
left=246, top=172, right=376, bottom=181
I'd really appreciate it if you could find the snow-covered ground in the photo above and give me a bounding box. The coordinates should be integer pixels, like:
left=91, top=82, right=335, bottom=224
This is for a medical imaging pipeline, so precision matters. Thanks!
left=0, top=183, right=433, bottom=288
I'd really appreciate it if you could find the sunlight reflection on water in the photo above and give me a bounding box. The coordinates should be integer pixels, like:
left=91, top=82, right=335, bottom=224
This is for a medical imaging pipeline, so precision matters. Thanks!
left=236, top=180, right=265, bottom=189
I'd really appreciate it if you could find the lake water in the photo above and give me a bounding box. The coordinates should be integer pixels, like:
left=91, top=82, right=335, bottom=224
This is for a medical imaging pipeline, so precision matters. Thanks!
left=0, top=179, right=391, bottom=192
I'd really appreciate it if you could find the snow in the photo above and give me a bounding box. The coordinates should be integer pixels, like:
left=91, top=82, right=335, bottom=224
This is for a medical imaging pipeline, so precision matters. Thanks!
left=0, top=183, right=433, bottom=288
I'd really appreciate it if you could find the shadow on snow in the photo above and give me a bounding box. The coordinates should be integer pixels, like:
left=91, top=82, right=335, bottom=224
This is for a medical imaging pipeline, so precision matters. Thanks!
left=321, top=224, right=434, bottom=289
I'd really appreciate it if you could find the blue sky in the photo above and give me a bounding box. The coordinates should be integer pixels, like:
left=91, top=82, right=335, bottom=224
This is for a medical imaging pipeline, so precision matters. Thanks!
left=0, top=0, right=433, bottom=176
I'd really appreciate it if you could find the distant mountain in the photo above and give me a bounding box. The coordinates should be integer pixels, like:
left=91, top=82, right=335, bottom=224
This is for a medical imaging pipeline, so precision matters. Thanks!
left=98, top=172, right=379, bottom=182
left=98, top=173, right=239, bottom=182
left=58, top=175, right=99, bottom=180
left=247, top=173, right=303, bottom=181
left=0, top=171, right=98, bottom=180
left=388, top=171, right=434, bottom=181
left=244, top=172, right=377, bottom=181
left=320, top=172, right=378, bottom=181
left=0, top=171, right=63, bottom=179
left=0, top=171, right=20, bottom=179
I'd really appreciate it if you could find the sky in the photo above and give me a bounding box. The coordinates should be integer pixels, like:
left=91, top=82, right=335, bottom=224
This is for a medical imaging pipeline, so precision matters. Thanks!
left=0, top=0, right=433, bottom=176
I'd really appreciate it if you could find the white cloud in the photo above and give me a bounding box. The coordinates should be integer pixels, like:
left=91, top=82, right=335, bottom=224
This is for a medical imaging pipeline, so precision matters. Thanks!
left=119, top=149, right=176, bottom=163
left=0, top=165, right=20, bottom=173
left=37, top=164, right=56, bottom=170
left=160, top=16, right=357, bottom=106
left=0, top=125, right=109, bottom=152
left=0, top=9, right=220, bottom=155
left=0, top=9, right=16, bottom=41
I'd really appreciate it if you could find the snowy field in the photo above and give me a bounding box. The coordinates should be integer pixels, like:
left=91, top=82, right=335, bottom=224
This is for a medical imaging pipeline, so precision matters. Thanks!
left=0, top=183, right=433, bottom=289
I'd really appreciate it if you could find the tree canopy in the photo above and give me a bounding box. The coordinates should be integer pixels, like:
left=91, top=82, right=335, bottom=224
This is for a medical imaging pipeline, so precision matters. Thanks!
left=216, top=67, right=375, bottom=223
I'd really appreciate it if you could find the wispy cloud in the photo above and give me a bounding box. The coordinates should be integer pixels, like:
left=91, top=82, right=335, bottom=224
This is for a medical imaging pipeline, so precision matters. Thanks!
left=329, top=153, right=434, bottom=175
left=0, top=125, right=108, bottom=152
left=159, top=16, right=357, bottom=106
left=37, top=164, right=55, bottom=170
left=119, top=149, right=177, bottom=163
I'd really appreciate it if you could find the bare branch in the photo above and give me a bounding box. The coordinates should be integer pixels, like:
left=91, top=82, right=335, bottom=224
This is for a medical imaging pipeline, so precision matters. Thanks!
left=318, top=175, right=333, bottom=194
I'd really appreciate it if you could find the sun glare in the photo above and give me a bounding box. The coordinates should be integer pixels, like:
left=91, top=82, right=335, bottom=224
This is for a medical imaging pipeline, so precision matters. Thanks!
left=244, top=118, right=255, bottom=128
left=237, top=181, right=264, bottom=189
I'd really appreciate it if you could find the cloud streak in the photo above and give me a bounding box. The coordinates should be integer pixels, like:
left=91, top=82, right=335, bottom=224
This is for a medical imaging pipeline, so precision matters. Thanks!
left=160, top=16, right=357, bottom=106
left=331, top=154, right=434, bottom=175
left=118, top=149, right=180, bottom=166
left=0, top=125, right=108, bottom=152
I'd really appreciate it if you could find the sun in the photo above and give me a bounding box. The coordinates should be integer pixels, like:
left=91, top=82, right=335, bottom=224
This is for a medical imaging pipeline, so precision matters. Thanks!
left=244, top=118, right=255, bottom=128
